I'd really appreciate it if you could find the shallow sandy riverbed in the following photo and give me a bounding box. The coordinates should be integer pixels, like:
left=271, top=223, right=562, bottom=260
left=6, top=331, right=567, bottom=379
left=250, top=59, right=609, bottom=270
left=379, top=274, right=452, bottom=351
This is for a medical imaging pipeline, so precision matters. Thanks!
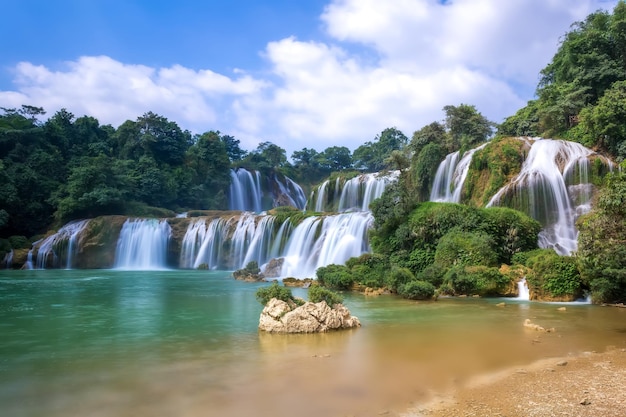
left=406, top=347, right=626, bottom=417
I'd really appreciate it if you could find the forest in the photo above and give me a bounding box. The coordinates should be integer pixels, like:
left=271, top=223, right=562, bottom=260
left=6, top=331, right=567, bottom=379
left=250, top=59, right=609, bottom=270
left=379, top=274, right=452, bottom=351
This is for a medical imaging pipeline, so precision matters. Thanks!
left=2, top=2, right=626, bottom=304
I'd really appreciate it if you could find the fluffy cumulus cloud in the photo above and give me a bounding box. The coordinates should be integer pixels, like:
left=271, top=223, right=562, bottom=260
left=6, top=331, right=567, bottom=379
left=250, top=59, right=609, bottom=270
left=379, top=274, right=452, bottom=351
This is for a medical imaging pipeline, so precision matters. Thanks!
left=0, top=0, right=618, bottom=155
left=0, top=56, right=266, bottom=136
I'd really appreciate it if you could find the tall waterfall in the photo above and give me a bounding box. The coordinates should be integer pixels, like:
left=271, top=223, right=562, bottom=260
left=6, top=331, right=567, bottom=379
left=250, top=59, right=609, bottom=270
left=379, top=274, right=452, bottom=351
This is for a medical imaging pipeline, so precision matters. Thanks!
left=430, top=144, right=487, bottom=203
left=32, top=220, right=90, bottom=269
left=114, top=219, right=171, bottom=270
left=228, top=168, right=306, bottom=212
left=486, top=139, right=611, bottom=255
left=229, top=169, right=263, bottom=212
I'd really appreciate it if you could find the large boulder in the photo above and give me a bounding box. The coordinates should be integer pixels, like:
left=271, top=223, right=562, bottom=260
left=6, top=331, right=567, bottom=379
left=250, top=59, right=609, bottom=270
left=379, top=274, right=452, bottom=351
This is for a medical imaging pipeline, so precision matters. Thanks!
left=259, top=298, right=361, bottom=333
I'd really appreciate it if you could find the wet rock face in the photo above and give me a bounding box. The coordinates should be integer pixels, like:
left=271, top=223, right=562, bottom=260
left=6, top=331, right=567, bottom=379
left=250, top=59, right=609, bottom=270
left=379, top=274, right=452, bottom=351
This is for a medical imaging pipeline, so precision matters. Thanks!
left=258, top=298, right=361, bottom=333
left=262, top=257, right=284, bottom=278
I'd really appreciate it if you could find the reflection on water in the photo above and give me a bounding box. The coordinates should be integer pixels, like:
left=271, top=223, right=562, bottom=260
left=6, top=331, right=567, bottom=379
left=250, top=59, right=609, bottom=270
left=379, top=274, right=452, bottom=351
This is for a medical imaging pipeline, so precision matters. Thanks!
left=0, top=270, right=624, bottom=417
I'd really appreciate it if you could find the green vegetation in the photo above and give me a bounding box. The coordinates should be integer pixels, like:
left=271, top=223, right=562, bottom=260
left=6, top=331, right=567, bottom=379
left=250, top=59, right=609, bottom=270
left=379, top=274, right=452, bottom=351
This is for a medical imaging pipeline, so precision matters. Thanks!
left=498, top=2, right=626, bottom=162
left=255, top=282, right=297, bottom=306
left=308, top=285, right=344, bottom=306
left=398, top=280, right=436, bottom=300
left=577, top=171, right=626, bottom=303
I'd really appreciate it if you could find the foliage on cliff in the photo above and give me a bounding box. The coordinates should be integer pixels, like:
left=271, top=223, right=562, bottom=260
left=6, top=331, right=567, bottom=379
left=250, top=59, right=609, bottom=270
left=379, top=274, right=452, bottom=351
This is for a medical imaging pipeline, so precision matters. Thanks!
left=577, top=170, right=626, bottom=303
left=498, top=1, right=626, bottom=162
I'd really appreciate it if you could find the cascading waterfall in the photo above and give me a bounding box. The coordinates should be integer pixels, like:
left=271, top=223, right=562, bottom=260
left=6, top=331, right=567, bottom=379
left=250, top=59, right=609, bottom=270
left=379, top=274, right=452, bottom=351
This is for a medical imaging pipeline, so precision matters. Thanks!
left=311, top=179, right=329, bottom=212
left=228, top=168, right=307, bottom=212
left=275, top=175, right=307, bottom=210
left=430, top=144, right=487, bottom=203
left=114, top=219, right=171, bottom=270
left=279, top=212, right=373, bottom=278
left=338, top=172, right=398, bottom=212
left=33, top=220, right=90, bottom=269
left=178, top=211, right=373, bottom=278
left=486, top=139, right=611, bottom=255
left=229, top=169, right=263, bottom=212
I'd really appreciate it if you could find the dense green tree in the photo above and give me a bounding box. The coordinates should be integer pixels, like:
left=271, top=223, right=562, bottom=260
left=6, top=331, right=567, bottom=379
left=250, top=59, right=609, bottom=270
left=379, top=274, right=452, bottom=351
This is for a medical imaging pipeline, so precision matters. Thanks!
left=318, top=146, right=353, bottom=171
left=410, top=121, right=446, bottom=156
left=220, top=134, right=247, bottom=162
left=54, top=155, right=130, bottom=221
left=182, top=131, right=231, bottom=209
left=353, top=127, right=408, bottom=172
left=443, top=104, right=494, bottom=152
left=575, top=80, right=626, bottom=159
left=578, top=170, right=626, bottom=303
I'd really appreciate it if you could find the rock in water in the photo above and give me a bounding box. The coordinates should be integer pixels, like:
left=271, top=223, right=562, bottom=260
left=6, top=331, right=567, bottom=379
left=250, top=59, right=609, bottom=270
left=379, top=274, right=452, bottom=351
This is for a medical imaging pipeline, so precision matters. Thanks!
left=259, top=298, right=361, bottom=333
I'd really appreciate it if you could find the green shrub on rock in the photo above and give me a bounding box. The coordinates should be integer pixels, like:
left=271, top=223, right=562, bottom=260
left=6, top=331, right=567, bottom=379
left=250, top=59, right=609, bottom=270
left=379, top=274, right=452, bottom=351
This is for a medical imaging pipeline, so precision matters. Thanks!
left=385, top=267, right=415, bottom=293
left=399, top=280, right=436, bottom=300
left=308, top=285, right=344, bottom=306
left=316, top=264, right=354, bottom=289
left=255, top=282, right=295, bottom=305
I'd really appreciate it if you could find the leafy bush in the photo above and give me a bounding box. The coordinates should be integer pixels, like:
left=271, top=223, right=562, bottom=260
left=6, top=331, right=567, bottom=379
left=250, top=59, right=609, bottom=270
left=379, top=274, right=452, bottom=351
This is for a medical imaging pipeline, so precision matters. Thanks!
left=434, top=230, right=498, bottom=268
left=8, top=235, right=30, bottom=249
left=244, top=261, right=260, bottom=274
left=308, top=285, right=344, bottom=306
left=415, top=264, right=445, bottom=287
left=255, top=282, right=295, bottom=305
left=316, top=264, right=354, bottom=289
left=522, top=249, right=583, bottom=300
left=385, top=267, right=415, bottom=292
left=345, top=253, right=389, bottom=288
left=399, top=280, right=436, bottom=300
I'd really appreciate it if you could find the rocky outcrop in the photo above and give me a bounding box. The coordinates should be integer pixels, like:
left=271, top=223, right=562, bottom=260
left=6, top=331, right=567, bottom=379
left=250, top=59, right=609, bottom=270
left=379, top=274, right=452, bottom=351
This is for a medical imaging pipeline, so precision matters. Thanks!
left=282, top=277, right=313, bottom=287
left=259, top=298, right=361, bottom=333
left=232, top=269, right=264, bottom=282
left=262, top=257, right=284, bottom=278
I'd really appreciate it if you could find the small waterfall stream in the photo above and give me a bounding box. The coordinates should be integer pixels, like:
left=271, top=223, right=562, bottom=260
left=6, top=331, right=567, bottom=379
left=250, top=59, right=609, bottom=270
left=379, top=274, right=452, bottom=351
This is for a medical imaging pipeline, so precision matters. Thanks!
left=32, top=220, right=90, bottom=269
left=430, top=144, right=487, bottom=203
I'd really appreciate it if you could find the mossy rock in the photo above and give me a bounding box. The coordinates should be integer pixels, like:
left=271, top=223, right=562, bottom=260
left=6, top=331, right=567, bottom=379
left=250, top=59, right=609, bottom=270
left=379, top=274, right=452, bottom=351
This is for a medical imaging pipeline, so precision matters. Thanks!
left=74, top=216, right=127, bottom=269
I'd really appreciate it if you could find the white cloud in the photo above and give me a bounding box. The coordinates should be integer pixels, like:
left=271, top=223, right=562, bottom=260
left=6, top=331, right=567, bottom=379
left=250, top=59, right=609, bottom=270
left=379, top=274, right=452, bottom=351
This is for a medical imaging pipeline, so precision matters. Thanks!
left=0, top=0, right=619, bottom=156
left=0, top=56, right=266, bottom=133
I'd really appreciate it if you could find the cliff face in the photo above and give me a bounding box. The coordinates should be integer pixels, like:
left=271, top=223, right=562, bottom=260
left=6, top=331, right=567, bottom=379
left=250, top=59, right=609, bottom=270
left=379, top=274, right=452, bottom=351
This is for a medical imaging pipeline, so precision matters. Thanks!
left=74, top=216, right=127, bottom=269
left=462, top=137, right=528, bottom=207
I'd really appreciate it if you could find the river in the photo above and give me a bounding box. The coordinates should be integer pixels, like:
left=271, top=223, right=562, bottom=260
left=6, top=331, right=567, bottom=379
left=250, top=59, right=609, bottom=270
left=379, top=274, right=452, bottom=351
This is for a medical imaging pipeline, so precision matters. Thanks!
left=1, top=269, right=624, bottom=416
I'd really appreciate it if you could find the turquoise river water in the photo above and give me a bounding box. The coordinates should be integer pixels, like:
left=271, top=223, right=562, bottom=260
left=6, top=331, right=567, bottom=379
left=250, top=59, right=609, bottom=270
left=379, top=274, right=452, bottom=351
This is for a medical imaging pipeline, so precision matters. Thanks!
left=1, top=269, right=625, bottom=417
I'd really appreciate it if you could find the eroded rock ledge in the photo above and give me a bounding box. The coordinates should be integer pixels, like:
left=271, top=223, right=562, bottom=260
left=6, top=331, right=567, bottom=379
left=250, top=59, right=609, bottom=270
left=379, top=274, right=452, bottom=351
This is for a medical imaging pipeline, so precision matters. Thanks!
left=259, top=298, right=361, bottom=333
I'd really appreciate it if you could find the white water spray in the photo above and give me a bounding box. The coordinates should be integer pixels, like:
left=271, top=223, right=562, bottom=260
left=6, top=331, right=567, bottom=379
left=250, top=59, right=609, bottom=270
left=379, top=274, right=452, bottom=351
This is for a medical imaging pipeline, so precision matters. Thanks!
left=114, top=219, right=171, bottom=270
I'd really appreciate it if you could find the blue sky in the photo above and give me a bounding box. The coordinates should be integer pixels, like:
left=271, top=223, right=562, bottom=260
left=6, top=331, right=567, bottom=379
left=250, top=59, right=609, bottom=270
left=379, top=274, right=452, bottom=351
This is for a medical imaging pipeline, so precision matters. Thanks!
left=0, top=0, right=619, bottom=156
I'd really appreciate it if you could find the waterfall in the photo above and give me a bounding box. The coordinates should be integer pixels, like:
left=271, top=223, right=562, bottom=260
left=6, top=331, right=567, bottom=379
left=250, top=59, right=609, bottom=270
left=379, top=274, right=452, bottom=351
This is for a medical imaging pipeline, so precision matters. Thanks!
left=430, top=144, right=487, bottom=203
left=229, top=168, right=307, bottom=211
left=114, top=219, right=171, bottom=270
left=33, top=220, right=90, bottom=269
left=2, top=250, right=13, bottom=269
left=180, top=214, right=279, bottom=270
left=279, top=212, right=373, bottom=278
left=517, top=278, right=530, bottom=300
left=275, top=176, right=307, bottom=210
left=486, top=139, right=610, bottom=255
left=311, top=180, right=329, bottom=212
left=229, top=169, right=263, bottom=212
left=178, top=211, right=372, bottom=278
left=338, top=171, right=398, bottom=212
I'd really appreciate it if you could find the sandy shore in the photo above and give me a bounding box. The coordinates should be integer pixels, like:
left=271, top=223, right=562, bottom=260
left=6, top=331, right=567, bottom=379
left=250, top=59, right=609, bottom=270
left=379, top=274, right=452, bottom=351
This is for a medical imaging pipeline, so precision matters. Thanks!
left=404, top=347, right=626, bottom=417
